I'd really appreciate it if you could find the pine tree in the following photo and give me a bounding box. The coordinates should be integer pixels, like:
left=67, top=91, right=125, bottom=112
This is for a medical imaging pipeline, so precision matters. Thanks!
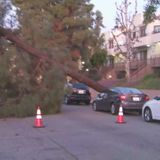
left=0, top=0, right=106, bottom=117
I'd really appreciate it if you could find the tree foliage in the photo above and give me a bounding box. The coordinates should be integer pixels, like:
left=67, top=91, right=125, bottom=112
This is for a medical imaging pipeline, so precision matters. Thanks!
left=90, top=49, right=107, bottom=69
left=144, top=0, right=160, bottom=23
left=0, top=0, right=106, bottom=117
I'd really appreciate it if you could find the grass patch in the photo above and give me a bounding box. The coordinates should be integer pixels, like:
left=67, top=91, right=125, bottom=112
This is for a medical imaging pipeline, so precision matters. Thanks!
left=136, top=74, right=160, bottom=89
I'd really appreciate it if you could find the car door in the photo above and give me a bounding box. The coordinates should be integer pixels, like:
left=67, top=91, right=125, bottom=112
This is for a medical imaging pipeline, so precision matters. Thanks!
left=153, top=97, right=160, bottom=119
left=100, top=93, right=110, bottom=111
left=95, top=93, right=104, bottom=110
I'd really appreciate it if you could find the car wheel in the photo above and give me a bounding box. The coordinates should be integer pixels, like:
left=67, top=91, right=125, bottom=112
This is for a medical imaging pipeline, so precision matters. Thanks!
left=144, top=107, right=152, bottom=122
left=110, top=103, right=117, bottom=115
left=92, top=102, right=97, bottom=111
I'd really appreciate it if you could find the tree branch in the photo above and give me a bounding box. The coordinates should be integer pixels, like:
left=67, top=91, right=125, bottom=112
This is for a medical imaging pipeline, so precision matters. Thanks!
left=0, top=27, right=110, bottom=93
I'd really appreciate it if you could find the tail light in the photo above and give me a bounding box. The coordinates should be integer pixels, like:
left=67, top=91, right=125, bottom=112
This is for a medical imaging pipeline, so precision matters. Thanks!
left=144, top=95, right=150, bottom=101
left=120, top=95, right=126, bottom=101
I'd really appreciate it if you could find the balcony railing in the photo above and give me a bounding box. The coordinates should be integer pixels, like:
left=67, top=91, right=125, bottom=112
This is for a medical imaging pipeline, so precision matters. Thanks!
left=149, top=56, right=160, bottom=67
left=114, top=59, right=147, bottom=71
left=112, top=56, right=160, bottom=72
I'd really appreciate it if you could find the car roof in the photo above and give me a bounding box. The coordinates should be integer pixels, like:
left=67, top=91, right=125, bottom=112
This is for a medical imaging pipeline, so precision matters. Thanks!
left=72, top=83, right=88, bottom=89
left=111, top=87, right=143, bottom=94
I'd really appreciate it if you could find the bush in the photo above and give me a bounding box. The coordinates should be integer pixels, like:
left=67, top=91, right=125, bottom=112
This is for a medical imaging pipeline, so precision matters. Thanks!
left=0, top=94, right=39, bottom=118
left=0, top=67, right=65, bottom=118
left=136, top=74, right=160, bottom=89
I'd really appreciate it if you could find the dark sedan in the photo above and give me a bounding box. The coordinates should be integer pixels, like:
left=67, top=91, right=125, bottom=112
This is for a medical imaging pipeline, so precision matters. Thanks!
left=64, top=83, right=91, bottom=105
left=92, top=87, right=149, bottom=114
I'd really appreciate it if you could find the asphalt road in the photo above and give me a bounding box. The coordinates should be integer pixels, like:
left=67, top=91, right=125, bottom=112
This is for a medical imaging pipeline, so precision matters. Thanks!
left=0, top=104, right=160, bottom=160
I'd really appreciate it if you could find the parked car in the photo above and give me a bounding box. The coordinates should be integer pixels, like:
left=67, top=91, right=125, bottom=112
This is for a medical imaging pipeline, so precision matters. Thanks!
left=64, top=82, right=91, bottom=105
left=92, top=87, right=149, bottom=114
left=142, top=96, right=160, bottom=122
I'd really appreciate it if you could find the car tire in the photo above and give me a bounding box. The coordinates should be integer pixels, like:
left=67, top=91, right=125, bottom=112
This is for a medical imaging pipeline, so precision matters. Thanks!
left=144, top=107, right=152, bottom=122
left=110, top=103, right=117, bottom=115
left=92, top=102, right=97, bottom=111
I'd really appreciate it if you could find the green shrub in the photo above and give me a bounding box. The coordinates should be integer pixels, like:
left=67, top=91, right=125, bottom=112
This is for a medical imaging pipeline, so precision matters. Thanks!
left=0, top=94, right=39, bottom=118
left=0, top=66, right=65, bottom=118
left=136, top=74, right=160, bottom=89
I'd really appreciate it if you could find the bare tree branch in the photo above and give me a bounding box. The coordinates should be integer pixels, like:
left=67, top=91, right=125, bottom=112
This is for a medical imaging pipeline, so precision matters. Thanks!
left=111, top=31, right=124, bottom=55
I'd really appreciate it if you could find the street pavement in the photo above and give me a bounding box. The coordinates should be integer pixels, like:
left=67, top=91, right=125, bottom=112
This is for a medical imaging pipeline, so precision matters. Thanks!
left=0, top=117, right=77, bottom=160
left=0, top=104, right=160, bottom=160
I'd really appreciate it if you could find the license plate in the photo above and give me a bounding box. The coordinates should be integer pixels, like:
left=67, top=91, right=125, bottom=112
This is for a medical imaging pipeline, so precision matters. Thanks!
left=132, top=97, right=140, bottom=101
left=78, top=90, right=85, bottom=94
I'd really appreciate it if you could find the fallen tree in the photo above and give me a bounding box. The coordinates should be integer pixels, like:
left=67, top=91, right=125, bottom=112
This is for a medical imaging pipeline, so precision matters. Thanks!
left=0, top=27, right=111, bottom=93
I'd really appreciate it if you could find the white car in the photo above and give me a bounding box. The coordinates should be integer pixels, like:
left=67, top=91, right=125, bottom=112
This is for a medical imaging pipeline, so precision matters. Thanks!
left=142, top=96, right=160, bottom=122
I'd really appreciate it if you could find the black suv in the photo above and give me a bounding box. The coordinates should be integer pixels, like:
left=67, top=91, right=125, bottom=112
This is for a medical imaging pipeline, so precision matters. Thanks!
left=64, top=83, right=91, bottom=105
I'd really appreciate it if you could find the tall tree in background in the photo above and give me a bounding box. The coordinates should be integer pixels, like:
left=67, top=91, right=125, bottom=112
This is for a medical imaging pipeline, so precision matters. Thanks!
left=0, top=0, right=106, bottom=117
left=144, top=0, right=160, bottom=23
left=112, top=0, right=138, bottom=81
left=52, top=0, right=106, bottom=64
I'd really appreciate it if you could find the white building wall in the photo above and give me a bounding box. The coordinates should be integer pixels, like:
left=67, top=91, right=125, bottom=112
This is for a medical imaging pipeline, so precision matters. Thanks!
left=105, top=13, right=160, bottom=60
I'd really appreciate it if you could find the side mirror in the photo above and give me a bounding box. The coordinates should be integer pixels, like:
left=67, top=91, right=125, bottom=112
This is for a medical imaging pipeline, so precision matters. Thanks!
left=102, top=93, right=108, bottom=99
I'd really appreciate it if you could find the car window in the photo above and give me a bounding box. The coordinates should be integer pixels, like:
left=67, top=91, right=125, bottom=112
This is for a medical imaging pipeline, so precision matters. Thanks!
left=72, top=83, right=88, bottom=89
left=102, top=93, right=108, bottom=98
left=96, top=94, right=102, bottom=99
left=111, top=88, right=120, bottom=93
left=99, top=93, right=104, bottom=98
left=111, top=87, right=142, bottom=94
left=98, top=93, right=108, bottom=99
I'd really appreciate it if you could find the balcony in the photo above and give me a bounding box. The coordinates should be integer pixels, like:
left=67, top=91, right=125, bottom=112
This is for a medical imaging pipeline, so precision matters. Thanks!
left=114, top=59, right=147, bottom=71
left=149, top=56, right=160, bottom=67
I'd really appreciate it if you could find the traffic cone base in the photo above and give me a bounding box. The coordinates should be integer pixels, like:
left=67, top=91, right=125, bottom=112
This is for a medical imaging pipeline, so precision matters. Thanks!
left=116, top=106, right=126, bottom=124
left=34, top=106, right=45, bottom=128
left=116, top=115, right=126, bottom=124
left=34, top=118, right=45, bottom=128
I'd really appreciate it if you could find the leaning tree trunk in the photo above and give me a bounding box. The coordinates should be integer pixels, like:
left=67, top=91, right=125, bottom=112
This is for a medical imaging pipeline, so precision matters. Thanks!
left=0, top=27, right=111, bottom=93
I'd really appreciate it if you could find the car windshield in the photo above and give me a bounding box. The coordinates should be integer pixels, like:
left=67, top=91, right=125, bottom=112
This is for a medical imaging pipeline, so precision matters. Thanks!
left=72, top=83, right=88, bottom=89
left=111, top=87, right=143, bottom=94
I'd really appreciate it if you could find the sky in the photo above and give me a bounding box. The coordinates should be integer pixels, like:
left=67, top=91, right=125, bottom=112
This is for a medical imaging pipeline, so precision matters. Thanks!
left=91, top=0, right=146, bottom=31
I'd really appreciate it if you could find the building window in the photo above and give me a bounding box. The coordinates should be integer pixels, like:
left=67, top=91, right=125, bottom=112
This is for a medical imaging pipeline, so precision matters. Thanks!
left=108, top=39, right=114, bottom=49
left=140, top=26, right=146, bottom=37
left=153, top=25, right=160, bottom=33
left=132, top=31, right=136, bottom=39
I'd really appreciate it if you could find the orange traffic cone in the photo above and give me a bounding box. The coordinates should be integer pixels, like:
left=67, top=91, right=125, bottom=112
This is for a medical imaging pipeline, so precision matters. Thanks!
left=116, top=105, right=126, bottom=124
left=34, top=105, right=45, bottom=128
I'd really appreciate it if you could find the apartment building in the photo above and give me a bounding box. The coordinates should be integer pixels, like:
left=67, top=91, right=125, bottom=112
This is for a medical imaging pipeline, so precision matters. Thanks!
left=105, top=13, right=160, bottom=80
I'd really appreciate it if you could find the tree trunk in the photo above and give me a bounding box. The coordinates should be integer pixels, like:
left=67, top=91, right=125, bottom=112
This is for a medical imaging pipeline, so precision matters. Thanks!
left=125, top=59, right=130, bottom=81
left=0, top=27, right=111, bottom=93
